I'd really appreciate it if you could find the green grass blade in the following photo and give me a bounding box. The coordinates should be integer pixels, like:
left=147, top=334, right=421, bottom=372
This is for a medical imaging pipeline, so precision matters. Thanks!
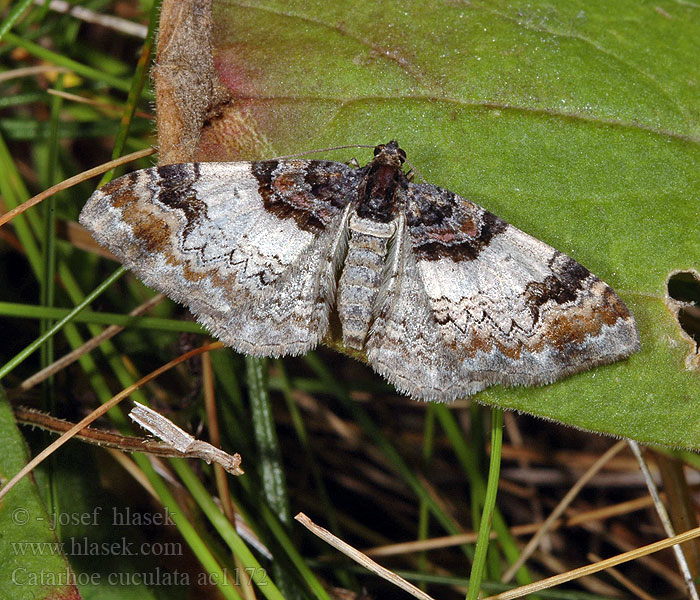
left=466, top=408, right=504, bottom=600
left=303, top=353, right=471, bottom=551
left=171, top=458, right=287, bottom=600
left=0, top=301, right=205, bottom=333
left=98, top=0, right=161, bottom=187
left=0, top=0, right=35, bottom=42
left=434, top=404, right=532, bottom=586
left=0, top=267, right=125, bottom=381
left=3, top=31, right=152, bottom=96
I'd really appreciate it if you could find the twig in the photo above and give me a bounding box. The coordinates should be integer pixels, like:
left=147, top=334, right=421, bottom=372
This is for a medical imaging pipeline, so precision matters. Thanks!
left=47, top=88, right=153, bottom=120
left=587, top=553, right=655, bottom=600
left=12, top=294, right=166, bottom=395
left=501, top=439, right=627, bottom=582
left=34, top=0, right=148, bottom=38
left=0, top=65, right=71, bottom=83
left=13, top=405, right=214, bottom=460
left=484, top=523, right=700, bottom=599
left=129, top=402, right=243, bottom=475
left=295, top=512, right=436, bottom=600
left=628, top=440, right=699, bottom=599
left=0, top=342, right=222, bottom=501
left=0, top=147, right=155, bottom=228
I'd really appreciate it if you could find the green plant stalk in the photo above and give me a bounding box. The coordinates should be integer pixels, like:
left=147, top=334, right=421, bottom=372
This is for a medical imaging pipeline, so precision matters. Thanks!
left=223, top=466, right=333, bottom=600
left=247, top=356, right=291, bottom=525
left=0, top=300, right=205, bottom=332
left=434, top=404, right=532, bottom=586
left=39, top=69, right=64, bottom=535
left=0, top=92, right=46, bottom=108
left=212, top=353, right=329, bottom=594
left=39, top=78, right=61, bottom=361
left=275, top=359, right=355, bottom=589
left=172, top=421, right=333, bottom=600
left=0, top=267, right=126, bottom=382
left=471, top=404, right=501, bottom=581
left=134, top=457, right=242, bottom=600
left=171, top=458, right=290, bottom=600
left=55, top=262, right=152, bottom=420
left=274, top=360, right=338, bottom=529
left=469, top=403, right=486, bottom=531
left=0, top=118, right=153, bottom=140
left=208, top=352, right=249, bottom=446
left=246, top=355, right=303, bottom=599
left=204, top=359, right=332, bottom=599
left=0, top=131, right=42, bottom=274
left=303, top=353, right=472, bottom=554
left=466, top=408, right=504, bottom=600
left=3, top=32, right=150, bottom=96
left=0, top=0, right=35, bottom=42
left=417, top=404, right=437, bottom=589
left=43, top=0, right=161, bottom=421
left=98, top=0, right=161, bottom=187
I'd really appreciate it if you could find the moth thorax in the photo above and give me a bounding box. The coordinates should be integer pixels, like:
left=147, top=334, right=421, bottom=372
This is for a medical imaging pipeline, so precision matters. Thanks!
left=338, top=215, right=396, bottom=350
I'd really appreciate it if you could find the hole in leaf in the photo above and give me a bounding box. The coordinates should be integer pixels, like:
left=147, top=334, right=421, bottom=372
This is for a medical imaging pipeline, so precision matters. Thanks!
left=666, top=271, right=700, bottom=360
left=668, top=271, right=700, bottom=304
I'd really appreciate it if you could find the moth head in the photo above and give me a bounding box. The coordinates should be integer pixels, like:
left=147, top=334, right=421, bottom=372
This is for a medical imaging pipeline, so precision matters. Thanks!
left=373, top=141, right=406, bottom=167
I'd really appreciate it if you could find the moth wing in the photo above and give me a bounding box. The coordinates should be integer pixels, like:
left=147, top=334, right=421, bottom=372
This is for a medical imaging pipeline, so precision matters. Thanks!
left=367, top=184, right=640, bottom=401
left=366, top=214, right=488, bottom=401
left=80, top=160, right=357, bottom=356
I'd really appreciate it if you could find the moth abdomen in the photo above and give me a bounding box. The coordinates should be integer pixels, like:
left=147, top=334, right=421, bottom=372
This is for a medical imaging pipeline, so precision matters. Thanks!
left=338, top=215, right=396, bottom=350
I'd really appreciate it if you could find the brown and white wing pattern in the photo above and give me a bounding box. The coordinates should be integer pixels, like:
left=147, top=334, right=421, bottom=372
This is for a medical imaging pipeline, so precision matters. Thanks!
left=79, top=160, right=357, bottom=356
left=81, top=141, right=640, bottom=402
left=367, top=183, right=640, bottom=402
left=366, top=213, right=489, bottom=401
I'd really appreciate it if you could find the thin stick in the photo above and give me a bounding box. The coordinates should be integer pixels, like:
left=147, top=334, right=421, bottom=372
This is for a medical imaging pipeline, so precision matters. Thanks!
left=587, top=553, right=656, bottom=600
left=628, top=440, right=699, bottom=599
left=364, top=494, right=656, bottom=556
left=13, top=405, right=226, bottom=461
left=483, top=523, right=700, bottom=600
left=0, top=65, right=71, bottom=83
left=13, top=294, right=165, bottom=395
left=47, top=88, right=153, bottom=120
left=129, top=402, right=243, bottom=475
left=0, top=147, right=155, bottom=228
left=34, top=0, right=148, bottom=38
left=501, top=439, right=627, bottom=582
left=0, top=341, right=222, bottom=502
left=295, top=512, right=437, bottom=600
left=466, top=408, right=504, bottom=599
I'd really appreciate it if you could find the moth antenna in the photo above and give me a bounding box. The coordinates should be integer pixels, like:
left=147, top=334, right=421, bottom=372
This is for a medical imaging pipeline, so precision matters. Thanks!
left=277, top=144, right=427, bottom=183
left=274, top=144, right=376, bottom=160
left=402, top=158, right=426, bottom=183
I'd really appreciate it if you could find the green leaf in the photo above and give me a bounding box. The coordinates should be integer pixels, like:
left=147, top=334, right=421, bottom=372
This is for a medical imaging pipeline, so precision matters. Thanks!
left=203, top=0, right=700, bottom=447
left=0, top=389, right=82, bottom=600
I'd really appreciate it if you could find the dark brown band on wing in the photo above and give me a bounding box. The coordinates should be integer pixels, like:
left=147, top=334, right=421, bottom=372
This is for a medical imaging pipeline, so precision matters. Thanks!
left=405, top=184, right=508, bottom=262
left=525, top=253, right=591, bottom=308
left=155, top=164, right=208, bottom=239
left=410, top=208, right=508, bottom=261
left=252, top=160, right=354, bottom=234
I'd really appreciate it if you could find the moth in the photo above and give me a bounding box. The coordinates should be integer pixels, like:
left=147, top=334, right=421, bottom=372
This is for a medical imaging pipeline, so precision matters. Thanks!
left=80, top=141, right=640, bottom=401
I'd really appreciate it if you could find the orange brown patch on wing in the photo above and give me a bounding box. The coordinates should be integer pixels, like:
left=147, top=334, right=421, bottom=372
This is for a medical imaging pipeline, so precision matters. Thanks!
left=127, top=211, right=174, bottom=255
left=105, top=176, right=142, bottom=210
